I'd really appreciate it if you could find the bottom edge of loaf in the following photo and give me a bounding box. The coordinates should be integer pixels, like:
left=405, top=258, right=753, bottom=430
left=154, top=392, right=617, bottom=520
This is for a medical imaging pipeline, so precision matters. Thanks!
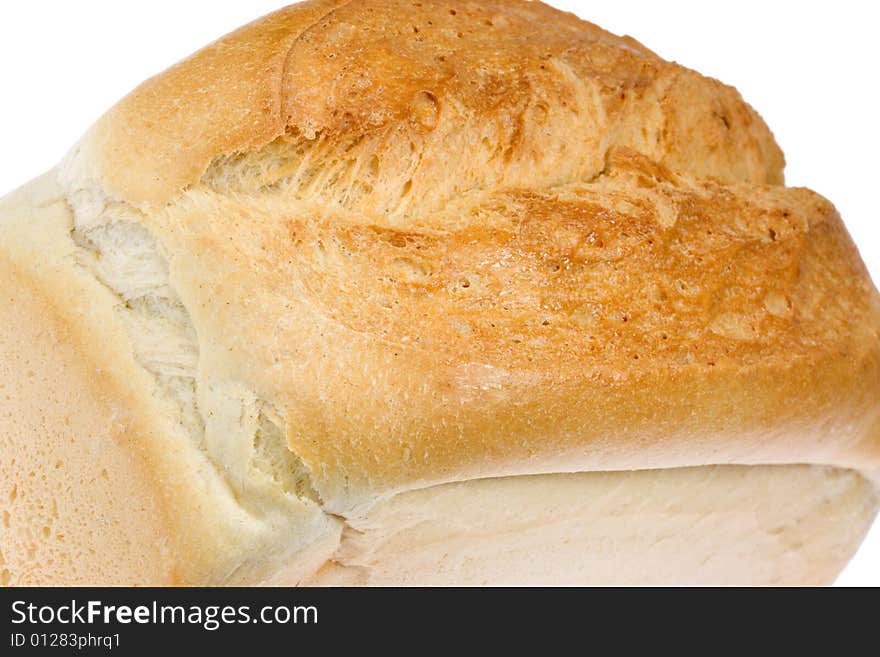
left=295, top=463, right=877, bottom=586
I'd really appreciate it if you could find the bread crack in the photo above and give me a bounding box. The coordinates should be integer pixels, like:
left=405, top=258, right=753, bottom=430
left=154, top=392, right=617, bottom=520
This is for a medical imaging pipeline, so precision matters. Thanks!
left=67, top=199, right=331, bottom=524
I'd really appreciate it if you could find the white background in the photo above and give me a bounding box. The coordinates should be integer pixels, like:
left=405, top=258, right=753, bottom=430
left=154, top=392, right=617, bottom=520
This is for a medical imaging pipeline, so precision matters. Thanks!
left=0, top=1, right=877, bottom=585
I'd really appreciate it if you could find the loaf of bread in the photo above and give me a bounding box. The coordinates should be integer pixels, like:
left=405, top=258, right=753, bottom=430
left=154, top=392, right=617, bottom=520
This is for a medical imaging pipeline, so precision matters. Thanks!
left=1, top=0, right=878, bottom=586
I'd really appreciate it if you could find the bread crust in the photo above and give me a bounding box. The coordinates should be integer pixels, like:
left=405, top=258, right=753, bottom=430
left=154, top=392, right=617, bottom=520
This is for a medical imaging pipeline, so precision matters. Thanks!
left=63, top=0, right=784, bottom=207
left=129, top=148, right=880, bottom=509
left=2, top=0, right=878, bottom=583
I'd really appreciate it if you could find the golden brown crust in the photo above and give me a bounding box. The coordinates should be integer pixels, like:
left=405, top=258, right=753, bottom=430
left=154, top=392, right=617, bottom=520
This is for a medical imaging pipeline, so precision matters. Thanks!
left=145, top=148, right=880, bottom=507
left=2, top=0, right=877, bottom=583
left=64, top=0, right=783, bottom=206
left=58, top=0, right=878, bottom=509
left=64, top=0, right=348, bottom=206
